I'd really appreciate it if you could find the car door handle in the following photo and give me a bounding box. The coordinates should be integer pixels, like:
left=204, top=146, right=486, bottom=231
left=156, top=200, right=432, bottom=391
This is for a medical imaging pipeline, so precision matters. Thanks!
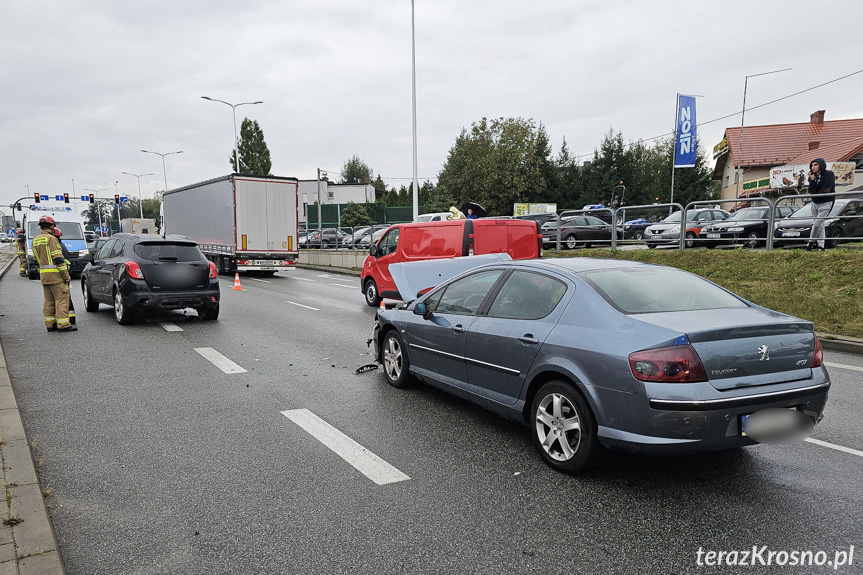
left=451, top=325, right=465, bottom=333
left=518, top=335, right=539, bottom=344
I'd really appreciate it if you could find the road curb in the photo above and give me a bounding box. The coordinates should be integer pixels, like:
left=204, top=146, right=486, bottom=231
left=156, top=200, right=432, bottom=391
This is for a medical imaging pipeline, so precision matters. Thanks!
left=816, top=332, right=863, bottom=356
left=295, top=263, right=361, bottom=277
left=0, top=254, right=67, bottom=575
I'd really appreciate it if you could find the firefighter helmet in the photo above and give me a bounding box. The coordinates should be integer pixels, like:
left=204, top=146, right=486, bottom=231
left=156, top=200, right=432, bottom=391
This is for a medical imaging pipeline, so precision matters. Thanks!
left=38, top=215, right=56, bottom=227
left=54, top=228, right=63, bottom=237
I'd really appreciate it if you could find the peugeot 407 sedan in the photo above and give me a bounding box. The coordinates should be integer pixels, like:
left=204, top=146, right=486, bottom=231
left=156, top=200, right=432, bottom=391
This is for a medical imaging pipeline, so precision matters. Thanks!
left=81, top=234, right=220, bottom=325
left=373, top=258, right=829, bottom=474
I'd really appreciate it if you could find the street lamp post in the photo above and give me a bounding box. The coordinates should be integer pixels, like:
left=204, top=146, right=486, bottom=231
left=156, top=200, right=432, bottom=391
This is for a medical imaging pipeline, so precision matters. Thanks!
left=141, top=149, right=183, bottom=195
left=83, top=188, right=108, bottom=237
left=410, top=0, right=419, bottom=221
left=200, top=97, right=263, bottom=173
left=735, top=68, right=792, bottom=199
left=121, top=171, right=154, bottom=218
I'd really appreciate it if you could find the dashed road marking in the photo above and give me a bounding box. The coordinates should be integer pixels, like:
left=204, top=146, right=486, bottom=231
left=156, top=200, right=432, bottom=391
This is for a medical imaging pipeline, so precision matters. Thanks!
left=287, top=301, right=320, bottom=311
left=288, top=277, right=314, bottom=282
left=194, top=347, right=247, bottom=374
left=331, top=283, right=355, bottom=289
left=806, top=437, right=863, bottom=458
left=824, top=361, right=863, bottom=373
left=247, top=278, right=273, bottom=284
left=281, top=409, right=410, bottom=485
left=316, top=274, right=331, bottom=278
left=159, top=322, right=183, bottom=332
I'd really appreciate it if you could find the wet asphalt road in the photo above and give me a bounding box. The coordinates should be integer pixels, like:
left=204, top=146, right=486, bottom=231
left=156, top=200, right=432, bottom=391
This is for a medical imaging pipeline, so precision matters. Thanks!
left=0, top=263, right=861, bottom=575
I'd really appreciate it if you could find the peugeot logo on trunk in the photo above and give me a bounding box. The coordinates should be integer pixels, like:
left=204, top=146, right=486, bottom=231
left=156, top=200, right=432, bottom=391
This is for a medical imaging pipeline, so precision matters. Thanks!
left=758, top=345, right=770, bottom=361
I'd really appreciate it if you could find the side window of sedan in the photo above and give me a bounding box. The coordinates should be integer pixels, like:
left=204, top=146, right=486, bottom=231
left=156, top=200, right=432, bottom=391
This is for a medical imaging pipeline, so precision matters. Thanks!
left=433, top=270, right=503, bottom=316
left=487, top=271, right=567, bottom=320
left=96, top=240, right=115, bottom=261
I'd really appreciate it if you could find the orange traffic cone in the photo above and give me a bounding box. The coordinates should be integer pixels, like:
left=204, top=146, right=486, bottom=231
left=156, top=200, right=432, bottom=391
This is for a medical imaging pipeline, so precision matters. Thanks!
left=233, top=273, right=243, bottom=291
left=380, top=300, right=386, bottom=310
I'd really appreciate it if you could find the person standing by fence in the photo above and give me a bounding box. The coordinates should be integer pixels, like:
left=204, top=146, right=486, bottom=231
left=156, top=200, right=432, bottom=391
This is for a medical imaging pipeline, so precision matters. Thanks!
left=807, top=158, right=835, bottom=252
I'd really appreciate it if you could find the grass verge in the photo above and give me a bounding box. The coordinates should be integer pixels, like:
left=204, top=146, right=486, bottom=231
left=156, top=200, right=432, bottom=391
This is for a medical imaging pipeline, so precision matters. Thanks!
left=544, top=247, right=863, bottom=338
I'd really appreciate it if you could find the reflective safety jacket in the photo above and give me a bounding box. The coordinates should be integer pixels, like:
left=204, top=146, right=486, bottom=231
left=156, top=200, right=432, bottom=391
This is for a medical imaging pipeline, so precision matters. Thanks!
left=15, top=234, right=26, bottom=256
left=31, top=229, right=70, bottom=285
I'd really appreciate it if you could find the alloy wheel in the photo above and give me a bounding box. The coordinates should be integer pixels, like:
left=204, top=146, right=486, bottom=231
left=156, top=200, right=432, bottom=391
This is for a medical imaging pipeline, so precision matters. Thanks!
left=535, top=392, right=582, bottom=462
left=383, top=336, right=402, bottom=381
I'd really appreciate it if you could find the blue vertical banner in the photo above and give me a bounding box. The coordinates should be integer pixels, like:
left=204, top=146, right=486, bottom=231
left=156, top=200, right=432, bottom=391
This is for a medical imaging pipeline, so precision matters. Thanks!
left=674, top=95, right=697, bottom=168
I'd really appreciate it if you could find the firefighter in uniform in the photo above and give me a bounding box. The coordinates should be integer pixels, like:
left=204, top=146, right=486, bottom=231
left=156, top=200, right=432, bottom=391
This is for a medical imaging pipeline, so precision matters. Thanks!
left=15, top=229, right=28, bottom=277
left=31, top=216, right=76, bottom=332
left=53, top=228, right=76, bottom=325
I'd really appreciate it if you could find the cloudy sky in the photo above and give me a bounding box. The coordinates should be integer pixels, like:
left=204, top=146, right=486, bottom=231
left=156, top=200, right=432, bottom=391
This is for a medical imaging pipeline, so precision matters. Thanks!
left=2, top=0, right=862, bottom=213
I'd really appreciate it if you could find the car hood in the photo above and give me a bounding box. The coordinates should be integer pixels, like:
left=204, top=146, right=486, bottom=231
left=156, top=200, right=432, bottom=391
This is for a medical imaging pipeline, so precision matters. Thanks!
left=646, top=223, right=679, bottom=232
left=703, top=220, right=762, bottom=230
left=776, top=218, right=817, bottom=227
left=389, top=253, right=512, bottom=303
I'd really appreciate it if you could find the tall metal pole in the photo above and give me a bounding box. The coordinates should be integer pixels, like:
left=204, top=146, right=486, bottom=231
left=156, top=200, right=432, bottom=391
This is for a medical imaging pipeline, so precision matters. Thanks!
left=317, top=168, right=322, bottom=232
left=734, top=68, right=792, bottom=199
left=84, top=188, right=107, bottom=237
left=410, top=0, right=419, bottom=221
left=201, top=97, right=262, bottom=174
left=115, top=181, right=121, bottom=232
left=122, top=172, right=154, bottom=218
left=670, top=93, right=679, bottom=208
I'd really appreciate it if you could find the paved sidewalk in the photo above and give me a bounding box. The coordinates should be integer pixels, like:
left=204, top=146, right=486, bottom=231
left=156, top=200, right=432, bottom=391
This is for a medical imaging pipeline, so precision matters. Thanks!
left=0, top=247, right=65, bottom=574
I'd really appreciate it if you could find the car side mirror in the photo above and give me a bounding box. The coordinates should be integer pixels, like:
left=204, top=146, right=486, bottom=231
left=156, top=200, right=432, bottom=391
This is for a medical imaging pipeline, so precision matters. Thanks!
left=413, top=302, right=430, bottom=319
left=369, top=244, right=378, bottom=257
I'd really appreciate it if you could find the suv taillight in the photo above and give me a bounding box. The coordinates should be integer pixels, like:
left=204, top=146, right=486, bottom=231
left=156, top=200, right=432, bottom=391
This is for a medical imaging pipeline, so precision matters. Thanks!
left=811, top=336, right=823, bottom=368
left=124, top=261, right=144, bottom=280
left=628, top=344, right=707, bottom=383
left=208, top=261, right=217, bottom=279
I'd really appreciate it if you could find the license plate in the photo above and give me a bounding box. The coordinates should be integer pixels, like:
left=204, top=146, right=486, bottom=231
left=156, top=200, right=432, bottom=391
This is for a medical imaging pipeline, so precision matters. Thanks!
left=782, top=231, right=800, bottom=237
left=650, top=235, right=663, bottom=239
left=740, top=408, right=798, bottom=436
left=706, top=233, right=720, bottom=239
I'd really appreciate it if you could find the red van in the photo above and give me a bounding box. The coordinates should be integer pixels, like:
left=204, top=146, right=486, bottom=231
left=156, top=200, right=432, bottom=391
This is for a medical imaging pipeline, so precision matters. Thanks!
left=360, top=218, right=542, bottom=306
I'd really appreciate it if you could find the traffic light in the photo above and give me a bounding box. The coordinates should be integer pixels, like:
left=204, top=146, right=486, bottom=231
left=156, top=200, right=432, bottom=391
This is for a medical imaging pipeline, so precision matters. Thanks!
left=15, top=202, right=21, bottom=211
left=89, top=194, right=95, bottom=204
left=114, top=194, right=120, bottom=205
left=34, top=193, right=40, bottom=204
left=63, top=193, right=69, bottom=204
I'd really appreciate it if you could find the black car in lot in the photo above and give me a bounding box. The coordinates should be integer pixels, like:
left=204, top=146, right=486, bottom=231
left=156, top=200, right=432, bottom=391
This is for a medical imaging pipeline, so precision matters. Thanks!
left=81, top=234, right=220, bottom=325
left=699, top=205, right=798, bottom=248
left=541, top=215, right=621, bottom=249
left=773, top=199, right=863, bottom=249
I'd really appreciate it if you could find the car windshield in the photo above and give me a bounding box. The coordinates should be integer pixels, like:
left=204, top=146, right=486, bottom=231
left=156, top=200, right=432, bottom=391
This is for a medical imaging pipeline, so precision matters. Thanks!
left=788, top=202, right=846, bottom=218
left=661, top=211, right=699, bottom=223
left=134, top=242, right=204, bottom=262
left=729, top=208, right=768, bottom=221
left=582, top=267, right=747, bottom=314
left=27, top=221, right=85, bottom=240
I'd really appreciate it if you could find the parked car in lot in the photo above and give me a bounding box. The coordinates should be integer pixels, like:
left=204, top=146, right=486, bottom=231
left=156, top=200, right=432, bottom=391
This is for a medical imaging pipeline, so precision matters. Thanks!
left=342, top=224, right=389, bottom=248
left=699, top=205, right=798, bottom=248
left=81, top=234, right=220, bottom=325
left=373, top=257, right=828, bottom=474
left=541, top=215, right=621, bottom=249
left=300, top=228, right=346, bottom=248
left=516, top=213, right=558, bottom=227
left=644, top=208, right=730, bottom=248
left=415, top=212, right=453, bottom=222
left=773, top=199, right=863, bottom=249
left=357, top=227, right=389, bottom=249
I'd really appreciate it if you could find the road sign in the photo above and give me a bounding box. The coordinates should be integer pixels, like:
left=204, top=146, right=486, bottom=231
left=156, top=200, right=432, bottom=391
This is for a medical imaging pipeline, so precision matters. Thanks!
left=40, top=195, right=49, bottom=201
left=120, top=197, right=129, bottom=203
left=80, top=195, right=90, bottom=202
left=54, top=195, right=64, bottom=201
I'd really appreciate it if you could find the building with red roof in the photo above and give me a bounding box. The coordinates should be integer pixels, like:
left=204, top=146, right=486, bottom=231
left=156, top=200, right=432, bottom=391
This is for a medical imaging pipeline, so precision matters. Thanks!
left=713, top=110, right=863, bottom=203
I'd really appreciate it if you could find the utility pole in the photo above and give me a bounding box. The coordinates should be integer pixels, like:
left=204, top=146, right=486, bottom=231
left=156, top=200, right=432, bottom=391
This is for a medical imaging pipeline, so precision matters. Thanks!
left=317, top=168, right=322, bottom=232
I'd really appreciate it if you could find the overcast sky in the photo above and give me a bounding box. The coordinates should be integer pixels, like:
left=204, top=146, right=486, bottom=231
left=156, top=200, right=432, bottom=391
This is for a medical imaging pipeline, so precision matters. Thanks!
left=2, top=0, right=862, bottom=214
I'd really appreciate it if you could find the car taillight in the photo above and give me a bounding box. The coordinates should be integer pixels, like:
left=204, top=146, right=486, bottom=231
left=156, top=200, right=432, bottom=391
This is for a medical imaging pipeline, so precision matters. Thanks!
left=811, top=336, right=823, bottom=368
left=628, top=344, right=707, bottom=383
left=123, top=261, right=144, bottom=280
left=208, top=261, right=217, bottom=279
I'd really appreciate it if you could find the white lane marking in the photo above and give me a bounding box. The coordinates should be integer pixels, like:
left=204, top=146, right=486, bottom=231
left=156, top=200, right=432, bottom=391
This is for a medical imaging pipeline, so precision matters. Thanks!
left=331, top=283, right=355, bottom=289
left=194, top=347, right=248, bottom=374
left=281, top=409, right=410, bottom=485
left=824, top=361, right=863, bottom=373
left=806, top=437, right=863, bottom=458
left=287, top=301, right=320, bottom=311
left=288, top=277, right=314, bottom=282
left=247, top=278, right=273, bottom=284
left=159, top=322, right=183, bottom=332
left=316, top=274, right=331, bottom=278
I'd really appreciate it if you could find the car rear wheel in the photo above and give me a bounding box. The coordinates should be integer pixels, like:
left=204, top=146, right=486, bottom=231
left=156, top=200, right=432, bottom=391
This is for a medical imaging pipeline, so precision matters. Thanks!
left=564, top=234, right=578, bottom=250
left=684, top=231, right=696, bottom=248
left=745, top=231, right=760, bottom=249
left=531, top=380, right=600, bottom=474
left=82, top=280, right=99, bottom=312
left=114, top=289, right=135, bottom=325
left=381, top=330, right=412, bottom=388
left=364, top=279, right=381, bottom=307
left=633, top=230, right=644, bottom=241
left=200, top=304, right=220, bottom=321
left=828, top=228, right=842, bottom=249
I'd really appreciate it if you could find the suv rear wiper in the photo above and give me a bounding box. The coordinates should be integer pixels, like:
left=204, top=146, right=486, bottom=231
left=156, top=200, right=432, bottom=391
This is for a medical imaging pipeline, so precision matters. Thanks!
left=158, top=256, right=179, bottom=261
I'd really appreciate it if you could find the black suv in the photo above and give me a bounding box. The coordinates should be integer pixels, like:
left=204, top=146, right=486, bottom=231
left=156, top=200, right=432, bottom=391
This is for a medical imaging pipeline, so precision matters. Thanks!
left=81, top=234, right=220, bottom=324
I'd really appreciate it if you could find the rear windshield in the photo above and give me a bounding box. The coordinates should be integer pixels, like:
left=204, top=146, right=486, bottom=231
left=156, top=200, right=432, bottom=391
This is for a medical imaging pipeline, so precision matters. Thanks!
left=582, top=267, right=747, bottom=314
left=133, top=242, right=204, bottom=262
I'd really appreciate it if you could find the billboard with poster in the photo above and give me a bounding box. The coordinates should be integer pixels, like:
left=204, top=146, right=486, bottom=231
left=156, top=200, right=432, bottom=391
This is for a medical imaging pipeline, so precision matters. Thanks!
left=513, top=203, right=557, bottom=216
left=769, top=162, right=856, bottom=190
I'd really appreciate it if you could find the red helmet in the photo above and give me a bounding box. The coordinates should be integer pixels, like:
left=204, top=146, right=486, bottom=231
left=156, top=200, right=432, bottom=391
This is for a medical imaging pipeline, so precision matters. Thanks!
left=53, top=228, right=63, bottom=237
left=38, top=215, right=56, bottom=226
left=17, top=229, right=24, bottom=234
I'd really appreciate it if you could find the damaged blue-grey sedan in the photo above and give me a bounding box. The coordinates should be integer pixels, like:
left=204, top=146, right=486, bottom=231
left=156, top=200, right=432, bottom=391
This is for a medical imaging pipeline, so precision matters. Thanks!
left=372, top=255, right=829, bottom=474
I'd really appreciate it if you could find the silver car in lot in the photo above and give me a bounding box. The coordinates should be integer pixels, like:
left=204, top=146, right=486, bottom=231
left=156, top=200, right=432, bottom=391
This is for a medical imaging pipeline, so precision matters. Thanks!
left=644, top=208, right=729, bottom=248
left=373, top=257, right=829, bottom=474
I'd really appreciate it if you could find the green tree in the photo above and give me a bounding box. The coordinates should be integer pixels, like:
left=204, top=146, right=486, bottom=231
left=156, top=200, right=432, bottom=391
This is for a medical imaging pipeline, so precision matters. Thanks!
left=340, top=155, right=373, bottom=184
left=437, top=117, right=555, bottom=216
left=82, top=202, right=113, bottom=229
left=230, top=118, right=272, bottom=176
left=371, top=174, right=387, bottom=192
left=340, top=202, right=372, bottom=229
